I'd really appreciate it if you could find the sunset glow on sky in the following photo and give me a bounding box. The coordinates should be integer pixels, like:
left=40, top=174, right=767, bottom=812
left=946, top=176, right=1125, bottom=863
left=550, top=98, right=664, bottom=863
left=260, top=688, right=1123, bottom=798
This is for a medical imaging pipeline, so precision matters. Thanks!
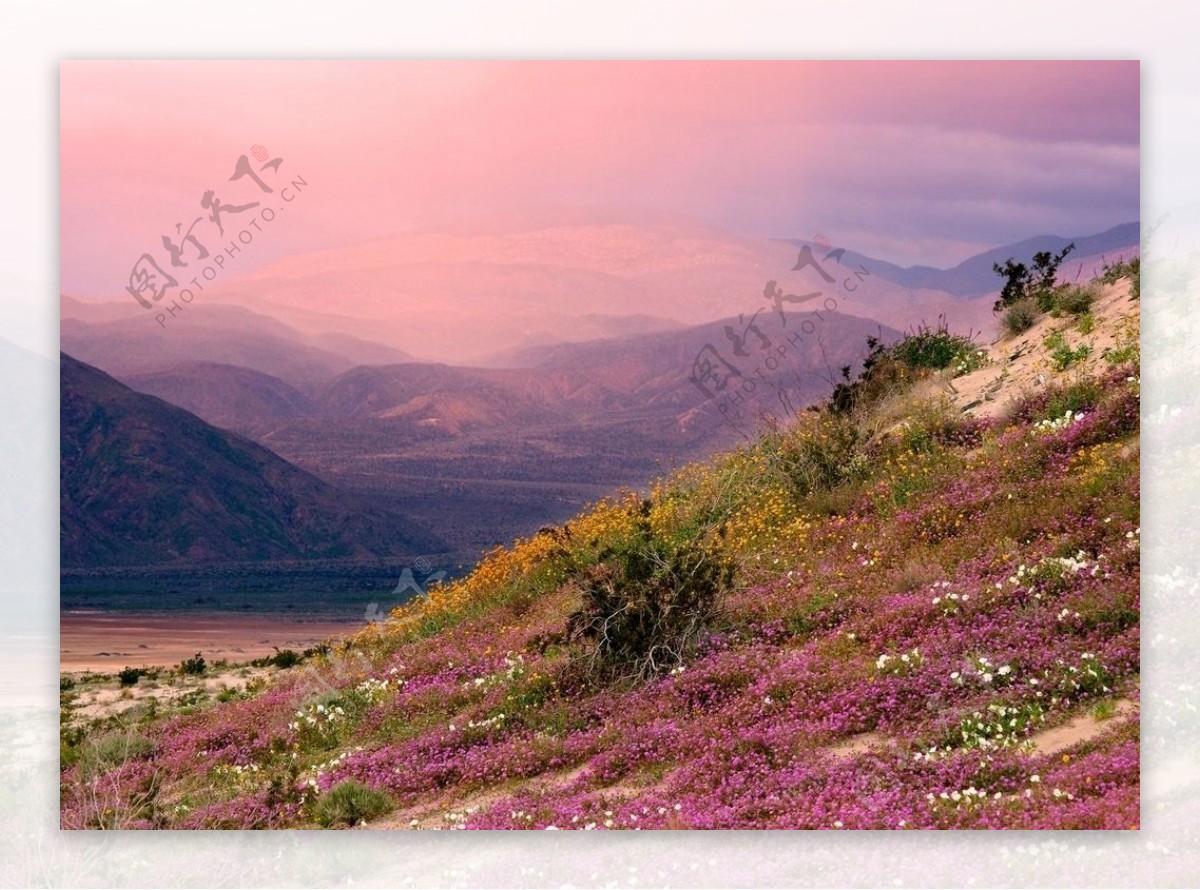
left=59, top=60, right=1139, bottom=296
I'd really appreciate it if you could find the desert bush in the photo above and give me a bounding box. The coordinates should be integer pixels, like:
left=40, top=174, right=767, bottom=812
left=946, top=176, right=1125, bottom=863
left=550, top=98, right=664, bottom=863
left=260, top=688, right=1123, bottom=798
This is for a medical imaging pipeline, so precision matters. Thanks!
left=1104, top=343, right=1139, bottom=366
left=832, top=321, right=987, bottom=415
left=1044, top=330, right=1092, bottom=372
left=1101, top=255, right=1140, bottom=299
left=1051, top=282, right=1098, bottom=316
left=118, top=666, right=148, bottom=687
left=75, top=731, right=155, bottom=776
left=829, top=352, right=912, bottom=415
left=251, top=648, right=303, bottom=669
left=564, top=512, right=732, bottom=682
left=1001, top=298, right=1039, bottom=336
left=993, top=242, right=1075, bottom=312
left=886, top=319, right=986, bottom=373
left=1102, top=315, right=1140, bottom=366
left=767, top=414, right=865, bottom=498
left=178, top=652, right=206, bottom=675
left=271, top=649, right=302, bottom=668
left=312, top=779, right=394, bottom=827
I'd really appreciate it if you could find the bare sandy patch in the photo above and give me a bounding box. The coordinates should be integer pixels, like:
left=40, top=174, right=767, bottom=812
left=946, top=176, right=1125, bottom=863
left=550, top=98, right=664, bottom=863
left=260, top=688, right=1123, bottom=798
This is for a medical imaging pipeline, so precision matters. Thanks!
left=61, top=612, right=358, bottom=674
left=64, top=664, right=281, bottom=724
left=826, top=731, right=890, bottom=758
left=363, top=757, right=663, bottom=830
left=364, top=782, right=518, bottom=831
left=944, top=279, right=1138, bottom=419
left=1027, top=699, right=1137, bottom=756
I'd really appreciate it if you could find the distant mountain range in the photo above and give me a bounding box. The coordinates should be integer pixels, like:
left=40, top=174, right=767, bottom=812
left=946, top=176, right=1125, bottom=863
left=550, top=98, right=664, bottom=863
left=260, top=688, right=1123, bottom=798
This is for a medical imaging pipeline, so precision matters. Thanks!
left=103, top=310, right=893, bottom=557
left=60, top=354, right=442, bottom=568
left=60, top=299, right=413, bottom=391
left=63, top=219, right=1138, bottom=371
left=189, top=221, right=796, bottom=364
left=59, top=218, right=1138, bottom=570
left=118, top=310, right=895, bottom=445
left=785, top=222, right=1139, bottom=298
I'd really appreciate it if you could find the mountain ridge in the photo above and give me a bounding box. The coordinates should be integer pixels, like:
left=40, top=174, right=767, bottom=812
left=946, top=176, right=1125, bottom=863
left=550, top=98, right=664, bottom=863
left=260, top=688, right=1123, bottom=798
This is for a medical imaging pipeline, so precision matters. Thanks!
left=60, top=353, right=444, bottom=569
left=782, top=221, right=1139, bottom=297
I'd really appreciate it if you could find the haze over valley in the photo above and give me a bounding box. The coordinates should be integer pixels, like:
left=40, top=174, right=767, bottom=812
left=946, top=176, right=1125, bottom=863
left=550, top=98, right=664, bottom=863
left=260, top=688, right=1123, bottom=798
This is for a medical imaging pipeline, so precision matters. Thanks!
left=60, top=218, right=1138, bottom=577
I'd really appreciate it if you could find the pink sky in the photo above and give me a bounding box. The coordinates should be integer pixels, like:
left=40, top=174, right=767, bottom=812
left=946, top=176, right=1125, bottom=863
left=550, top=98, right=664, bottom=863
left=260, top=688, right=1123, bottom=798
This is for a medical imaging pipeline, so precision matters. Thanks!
left=60, top=60, right=1139, bottom=296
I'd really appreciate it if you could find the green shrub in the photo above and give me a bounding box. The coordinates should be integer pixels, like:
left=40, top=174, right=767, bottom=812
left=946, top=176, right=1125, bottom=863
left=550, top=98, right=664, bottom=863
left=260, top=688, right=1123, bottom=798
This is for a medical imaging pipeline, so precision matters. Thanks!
left=1032, top=285, right=1060, bottom=314
left=179, top=652, right=207, bottom=675
left=118, top=666, right=147, bottom=687
left=886, top=320, right=985, bottom=372
left=1101, top=255, right=1140, bottom=299
left=271, top=649, right=302, bottom=669
left=993, top=242, right=1076, bottom=312
left=251, top=648, right=303, bottom=669
left=768, top=415, right=864, bottom=498
left=1104, top=342, right=1139, bottom=366
left=1001, top=298, right=1039, bottom=336
left=313, top=779, right=394, bottom=828
left=80, top=731, right=155, bottom=774
left=564, top=512, right=732, bottom=682
left=829, top=320, right=985, bottom=414
left=1053, top=283, right=1098, bottom=316
left=829, top=352, right=909, bottom=415
left=1044, top=331, right=1092, bottom=371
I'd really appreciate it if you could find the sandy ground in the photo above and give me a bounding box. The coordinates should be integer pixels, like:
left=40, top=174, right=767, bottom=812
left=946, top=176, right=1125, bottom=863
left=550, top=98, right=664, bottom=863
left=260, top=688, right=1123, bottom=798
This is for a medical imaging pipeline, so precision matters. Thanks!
left=63, top=663, right=280, bottom=723
left=944, top=280, right=1139, bottom=419
left=825, top=699, right=1137, bottom=762
left=61, top=612, right=365, bottom=724
left=60, top=612, right=359, bottom=674
left=1026, top=699, right=1137, bottom=755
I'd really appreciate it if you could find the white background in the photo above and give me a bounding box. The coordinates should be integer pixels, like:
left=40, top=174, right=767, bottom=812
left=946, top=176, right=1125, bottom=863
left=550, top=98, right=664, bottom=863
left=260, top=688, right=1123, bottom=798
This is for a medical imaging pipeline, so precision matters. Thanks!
left=1, top=1, right=1197, bottom=886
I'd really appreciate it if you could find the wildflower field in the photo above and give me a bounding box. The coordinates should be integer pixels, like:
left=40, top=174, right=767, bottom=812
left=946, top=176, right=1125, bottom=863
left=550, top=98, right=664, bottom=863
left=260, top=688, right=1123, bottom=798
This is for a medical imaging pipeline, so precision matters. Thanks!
left=60, top=276, right=1141, bottom=830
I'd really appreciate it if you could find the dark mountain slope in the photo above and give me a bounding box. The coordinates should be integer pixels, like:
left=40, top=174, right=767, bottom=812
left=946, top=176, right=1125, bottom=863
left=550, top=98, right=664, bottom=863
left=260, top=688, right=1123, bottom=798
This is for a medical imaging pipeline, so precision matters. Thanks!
left=60, top=353, right=442, bottom=568
left=122, top=362, right=315, bottom=436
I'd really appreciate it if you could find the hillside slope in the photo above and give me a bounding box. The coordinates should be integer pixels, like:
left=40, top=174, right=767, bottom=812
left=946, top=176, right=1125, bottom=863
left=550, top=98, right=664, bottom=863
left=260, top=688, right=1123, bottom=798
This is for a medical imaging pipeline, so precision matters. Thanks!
left=60, top=271, right=1140, bottom=830
left=122, top=362, right=316, bottom=434
left=60, top=354, right=443, bottom=567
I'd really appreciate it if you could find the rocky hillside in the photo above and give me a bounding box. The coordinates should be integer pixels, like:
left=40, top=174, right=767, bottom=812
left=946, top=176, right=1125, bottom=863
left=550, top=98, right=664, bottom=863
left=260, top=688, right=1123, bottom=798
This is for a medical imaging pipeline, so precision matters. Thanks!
left=60, top=268, right=1140, bottom=830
